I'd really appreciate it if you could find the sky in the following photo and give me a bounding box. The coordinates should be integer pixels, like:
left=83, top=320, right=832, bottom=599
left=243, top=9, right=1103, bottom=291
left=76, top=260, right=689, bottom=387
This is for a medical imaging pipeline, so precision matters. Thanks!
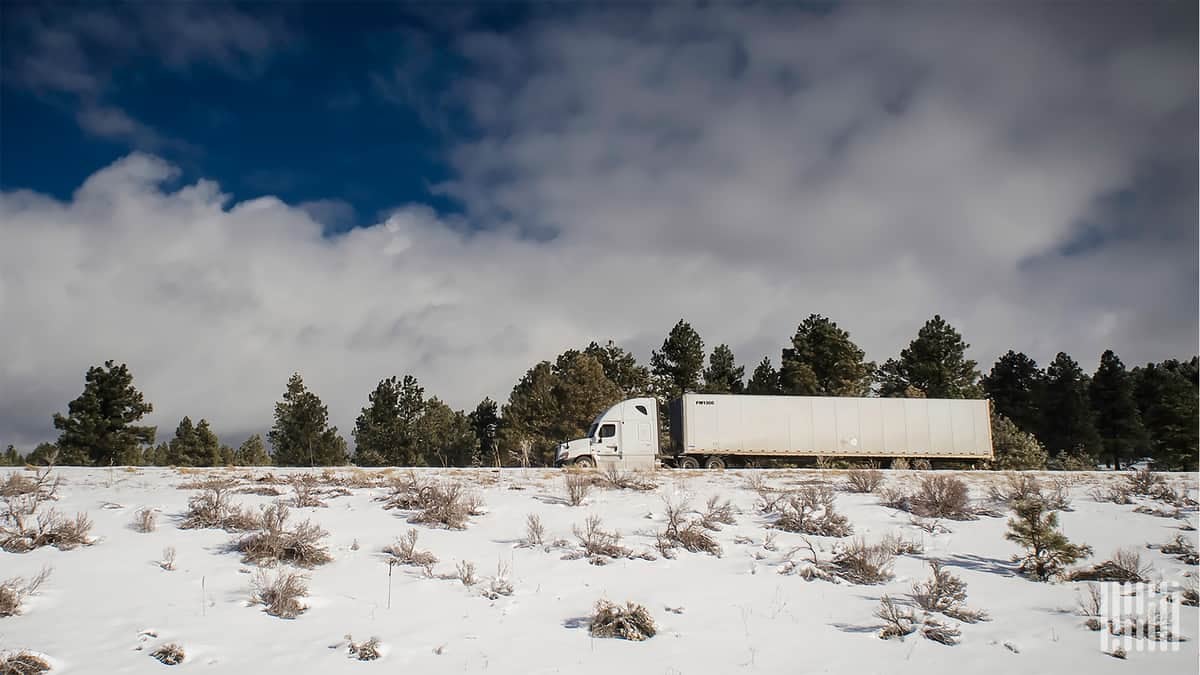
left=0, top=1, right=1196, bottom=449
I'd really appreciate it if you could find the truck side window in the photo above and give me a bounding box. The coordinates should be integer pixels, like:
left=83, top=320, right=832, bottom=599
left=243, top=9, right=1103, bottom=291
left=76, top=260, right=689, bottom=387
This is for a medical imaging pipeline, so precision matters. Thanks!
left=599, top=423, right=616, bottom=439
left=635, top=405, right=648, bottom=415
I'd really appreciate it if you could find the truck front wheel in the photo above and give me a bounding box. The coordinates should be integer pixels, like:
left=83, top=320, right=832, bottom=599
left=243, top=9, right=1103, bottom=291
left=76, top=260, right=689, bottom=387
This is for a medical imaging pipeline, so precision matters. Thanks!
left=678, top=456, right=700, bottom=470
left=704, top=456, right=726, bottom=470
left=573, top=456, right=596, bottom=469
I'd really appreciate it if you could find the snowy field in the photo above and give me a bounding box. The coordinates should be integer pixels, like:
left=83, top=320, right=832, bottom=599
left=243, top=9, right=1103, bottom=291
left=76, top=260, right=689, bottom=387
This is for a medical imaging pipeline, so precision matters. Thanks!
left=1, top=466, right=1197, bottom=674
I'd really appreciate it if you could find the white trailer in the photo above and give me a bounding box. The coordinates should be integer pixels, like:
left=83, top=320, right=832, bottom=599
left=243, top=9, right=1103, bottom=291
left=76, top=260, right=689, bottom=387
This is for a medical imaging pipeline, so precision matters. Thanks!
left=555, top=393, right=993, bottom=469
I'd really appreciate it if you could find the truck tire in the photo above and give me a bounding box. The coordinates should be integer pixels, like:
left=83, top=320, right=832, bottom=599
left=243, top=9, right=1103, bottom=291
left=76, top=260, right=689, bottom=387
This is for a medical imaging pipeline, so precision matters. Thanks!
left=704, top=456, right=726, bottom=470
left=573, top=456, right=596, bottom=469
left=678, top=455, right=700, bottom=470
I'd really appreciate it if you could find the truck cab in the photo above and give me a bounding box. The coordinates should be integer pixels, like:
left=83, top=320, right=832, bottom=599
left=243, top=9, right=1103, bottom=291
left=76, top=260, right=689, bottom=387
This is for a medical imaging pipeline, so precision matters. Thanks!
left=555, top=397, right=659, bottom=469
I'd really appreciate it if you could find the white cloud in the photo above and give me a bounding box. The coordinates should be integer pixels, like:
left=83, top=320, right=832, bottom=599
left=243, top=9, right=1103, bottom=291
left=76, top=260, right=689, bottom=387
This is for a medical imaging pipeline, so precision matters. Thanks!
left=0, top=4, right=1195, bottom=448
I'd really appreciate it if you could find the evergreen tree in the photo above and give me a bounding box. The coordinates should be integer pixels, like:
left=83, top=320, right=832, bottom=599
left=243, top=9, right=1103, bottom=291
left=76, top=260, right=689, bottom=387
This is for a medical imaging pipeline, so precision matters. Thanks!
left=1, top=445, right=21, bottom=466
left=552, top=351, right=624, bottom=445
left=53, top=360, right=156, bottom=465
left=703, top=344, right=745, bottom=394
left=981, top=351, right=1043, bottom=434
left=747, top=357, right=780, bottom=394
left=989, top=414, right=1048, bottom=470
left=353, top=377, right=402, bottom=467
left=779, top=314, right=874, bottom=396
left=268, top=373, right=347, bottom=466
left=1132, top=359, right=1199, bottom=471
left=1005, top=497, right=1092, bottom=581
left=1089, top=350, right=1146, bottom=469
left=1037, top=352, right=1101, bottom=459
left=167, top=416, right=197, bottom=466
left=144, top=442, right=169, bottom=466
left=25, top=442, right=60, bottom=466
left=585, top=341, right=651, bottom=396
left=468, top=398, right=500, bottom=467
left=416, top=398, right=476, bottom=467
left=877, top=315, right=980, bottom=398
left=235, top=434, right=271, bottom=466
left=650, top=319, right=705, bottom=400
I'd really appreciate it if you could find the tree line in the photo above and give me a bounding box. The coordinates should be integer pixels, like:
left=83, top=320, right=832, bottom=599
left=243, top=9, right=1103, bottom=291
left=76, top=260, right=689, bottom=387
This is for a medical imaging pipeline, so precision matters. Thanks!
left=4, top=315, right=1196, bottom=471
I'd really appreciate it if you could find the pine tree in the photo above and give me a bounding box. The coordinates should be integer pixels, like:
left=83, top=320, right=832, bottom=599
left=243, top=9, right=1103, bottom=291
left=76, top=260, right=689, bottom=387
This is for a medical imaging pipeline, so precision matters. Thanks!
left=989, top=414, right=1048, bottom=470
left=650, top=319, right=705, bottom=400
left=167, top=417, right=197, bottom=466
left=25, top=442, right=60, bottom=466
left=779, top=314, right=874, bottom=396
left=1132, top=359, right=1199, bottom=471
left=877, top=316, right=980, bottom=398
left=468, top=398, right=500, bottom=467
left=703, top=344, right=745, bottom=394
left=747, top=357, right=780, bottom=394
left=1089, top=350, right=1146, bottom=469
left=268, top=373, right=347, bottom=466
left=144, top=442, right=169, bottom=466
left=353, top=377, right=402, bottom=467
left=552, top=351, right=623, bottom=445
left=415, top=398, right=476, bottom=467
left=1005, top=497, right=1092, bottom=581
left=235, top=434, right=271, bottom=466
left=981, top=351, right=1043, bottom=434
left=500, top=361, right=560, bottom=467
left=53, top=360, right=156, bottom=465
left=1, top=445, right=21, bottom=466
left=1037, top=352, right=1100, bottom=459
left=585, top=341, right=651, bottom=396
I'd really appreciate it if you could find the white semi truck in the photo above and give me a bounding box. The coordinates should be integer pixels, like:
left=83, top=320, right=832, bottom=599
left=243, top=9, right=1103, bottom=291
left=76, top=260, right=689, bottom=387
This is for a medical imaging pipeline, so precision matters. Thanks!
left=555, top=393, right=994, bottom=469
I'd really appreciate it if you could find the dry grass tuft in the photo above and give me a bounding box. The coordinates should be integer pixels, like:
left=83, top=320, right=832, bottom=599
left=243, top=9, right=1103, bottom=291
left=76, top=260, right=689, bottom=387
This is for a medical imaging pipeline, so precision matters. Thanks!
left=589, top=600, right=657, bottom=641
left=252, top=569, right=309, bottom=619
left=150, top=642, right=185, bottom=665
left=288, top=475, right=327, bottom=508
left=235, top=504, right=332, bottom=568
left=1155, top=534, right=1199, bottom=564
left=346, top=635, right=381, bottom=661
left=380, top=473, right=483, bottom=529
left=159, top=546, right=177, bottom=571
left=599, top=465, right=657, bottom=491
left=882, top=475, right=976, bottom=520
left=830, top=538, right=895, bottom=584
left=0, top=650, right=51, bottom=674
left=1, top=508, right=93, bottom=553
left=990, top=474, right=1071, bottom=511
left=179, top=478, right=259, bottom=531
left=563, top=469, right=592, bottom=506
left=0, top=567, right=51, bottom=617
left=522, top=513, right=545, bottom=547
left=383, top=528, right=438, bottom=568
left=656, top=499, right=721, bottom=558
left=132, top=507, right=157, bottom=533
left=699, top=495, right=736, bottom=530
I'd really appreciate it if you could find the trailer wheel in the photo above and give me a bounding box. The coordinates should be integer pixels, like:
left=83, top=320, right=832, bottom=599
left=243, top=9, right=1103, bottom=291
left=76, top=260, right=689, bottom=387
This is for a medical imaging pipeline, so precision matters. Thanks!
left=678, top=456, right=700, bottom=470
left=573, top=456, right=596, bottom=469
left=704, top=456, right=726, bottom=470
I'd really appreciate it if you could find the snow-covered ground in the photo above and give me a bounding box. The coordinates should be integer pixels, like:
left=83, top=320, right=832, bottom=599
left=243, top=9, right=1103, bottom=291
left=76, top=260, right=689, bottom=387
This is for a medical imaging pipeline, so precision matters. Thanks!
left=2, top=466, right=1197, bottom=674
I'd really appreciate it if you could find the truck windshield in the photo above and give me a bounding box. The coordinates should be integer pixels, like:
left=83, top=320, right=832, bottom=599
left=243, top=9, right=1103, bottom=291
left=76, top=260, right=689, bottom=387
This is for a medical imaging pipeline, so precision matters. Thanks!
left=587, top=423, right=598, bottom=439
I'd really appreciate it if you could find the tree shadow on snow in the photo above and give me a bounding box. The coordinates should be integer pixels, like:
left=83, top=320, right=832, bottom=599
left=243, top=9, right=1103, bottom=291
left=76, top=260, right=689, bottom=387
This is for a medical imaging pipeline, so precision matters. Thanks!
left=563, top=616, right=591, bottom=630
left=830, top=622, right=879, bottom=634
left=942, top=553, right=1017, bottom=576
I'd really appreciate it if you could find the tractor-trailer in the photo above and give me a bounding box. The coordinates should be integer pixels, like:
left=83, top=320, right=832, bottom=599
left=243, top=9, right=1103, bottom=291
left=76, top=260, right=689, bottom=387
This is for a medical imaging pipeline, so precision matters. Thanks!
left=555, top=393, right=994, bottom=470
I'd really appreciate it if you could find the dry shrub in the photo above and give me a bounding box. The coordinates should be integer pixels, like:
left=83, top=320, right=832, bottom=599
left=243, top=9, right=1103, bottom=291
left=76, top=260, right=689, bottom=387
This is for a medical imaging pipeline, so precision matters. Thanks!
left=909, top=475, right=975, bottom=520
left=909, top=516, right=950, bottom=535
left=880, top=532, right=924, bottom=556
left=1077, top=583, right=1103, bottom=618
left=150, top=643, right=185, bottom=665
left=0, top=650, right=51, bottom=674
left=600, top=465, right=657, bottom=491
left=289, top=475, right=326, bottom=508
left=252, top=568, right=309, bottom=619
left=346, top=635, right=381, bottom=661
left=522, top=514, right=545, bottom=547
left=911, top=459, right=932, bottom=471
left=235, top=504, right=332, bottom=567
left=910, top=561, right=987, bottom=623
left=1069, top=548, right=1151, bottom=583
left=482, top=561, right=514, bottom=599
left=0, top=567, right=51, bottom=617
left=381, top=474, right=482, bottom=529
left=589, top=600, right=656, bottom=641
left=845, top=467, right=884, bottom=493
left=769, top=485, right=852, bottom=537
left=1182, top=579, right=1198, bottom=607
left=384, top=528, right=438, bottom=568
left=990, top=474, right=1071, bottom=511
left=573, top=515, right=628, bottom=560
left=830, top=538, right=895, bottom=584
left=179, top=478, right=256, bottom=531
left=563, top=470, right=591, bottom=507
left=159, top=546, right=177, bottom=571
left=1155, top=534, right=1199, bottom=564
left=876, top=595, right=916, bottom=639
left=1, top=468, right=60, bottom=506
left=237, top=485, right=283, bottom=497
left=920, top=617, right=962, bottom=645
left=700, top=495, right=736, bottom=530
left=1, top=509, right=93, bottom=553
left=1090, top=483, right=1134, bottom=505
left=1126, top=468, right=1167, bottom=496
left=456, top=560, right=477, bottom=586
left=656, top=499, right=721, bottom=558
left=132, top=507, right=157, bottom=533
